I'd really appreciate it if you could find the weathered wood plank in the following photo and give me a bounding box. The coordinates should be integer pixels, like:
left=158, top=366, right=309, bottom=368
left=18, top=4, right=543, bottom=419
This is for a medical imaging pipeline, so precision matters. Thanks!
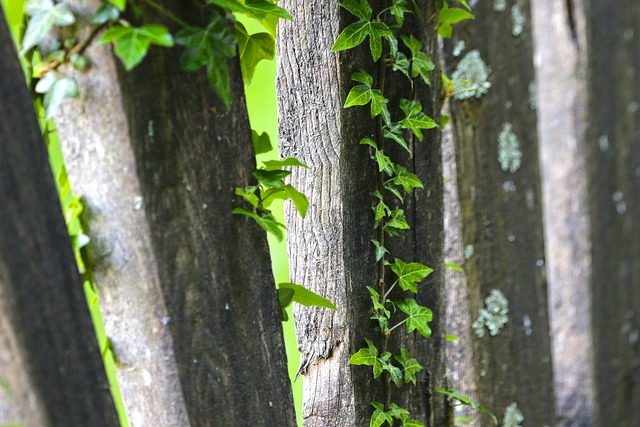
left=0, top=9, right=119, bottom=426
left=531, top=0, right=594, bottom=424
left=447, top=0, right=556, bottom=424
left=582, top=0, right=640, bottom=424
left=277, top=0, right=446, bottom=425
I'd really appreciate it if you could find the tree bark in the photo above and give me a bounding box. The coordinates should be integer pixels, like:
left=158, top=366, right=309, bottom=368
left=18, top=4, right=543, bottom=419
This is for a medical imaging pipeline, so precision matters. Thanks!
left=447, top=0, right=556, bottom=425
left=531, top=0, right=594, bottom=424
left=55, top=2, right=297, bottom=426
left=582, top=0, right=640, bottom=424
left=0, top=9, right=119, bottom=426
left=277, top=1, right=446, bottom=425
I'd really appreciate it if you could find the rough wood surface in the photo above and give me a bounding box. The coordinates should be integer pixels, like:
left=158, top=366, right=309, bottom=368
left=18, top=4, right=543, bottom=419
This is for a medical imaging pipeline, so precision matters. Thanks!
left=582, top=0, right=640, bottom=424
left=447, top=0, right=556, bottom=425
left=54, top=3, right=190, bottom=426
left=114, top=3, right=297, bottom=426
left=277, top=0, right=446, bottom=425
left=531, top=0, right=594, bottom=424
left=442, top=115, right=478, bottom=426
left=0, top=10, right=119, bottom=426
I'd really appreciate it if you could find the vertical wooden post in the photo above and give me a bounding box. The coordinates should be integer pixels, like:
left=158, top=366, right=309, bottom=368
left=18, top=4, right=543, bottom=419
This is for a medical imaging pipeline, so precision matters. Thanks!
left=447, top=0, right=556, bottom=424
left=0, top=9, right=119, bottom=426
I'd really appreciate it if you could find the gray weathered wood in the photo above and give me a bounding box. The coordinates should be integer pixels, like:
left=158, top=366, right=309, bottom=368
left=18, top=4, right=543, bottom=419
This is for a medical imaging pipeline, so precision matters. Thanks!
left=55, top=3, right=191, bottom=425
left=277, top=0, right=446, bottom=425
left=0, top=10, right=119, bottom=426
left=582, top=0, right=640, bottom=424
left=447, top=0, right=556, bottom=425
left=531, top=0, right=594, bottom=424
left=116, top=3, right=297, bottom=426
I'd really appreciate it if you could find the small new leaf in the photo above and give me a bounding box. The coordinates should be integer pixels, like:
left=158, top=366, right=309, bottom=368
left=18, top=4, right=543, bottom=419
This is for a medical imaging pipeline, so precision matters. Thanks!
left=438, top=1, right=475, bottom=38
left=366, top=285, right=390, bottom=317
left=399, top=99, right=437, bottom=140
left=390, top=258, right=433, bottom=292
left=435, top=388, right=498, bottom=425
left=396, top=298, right=432, bottom=338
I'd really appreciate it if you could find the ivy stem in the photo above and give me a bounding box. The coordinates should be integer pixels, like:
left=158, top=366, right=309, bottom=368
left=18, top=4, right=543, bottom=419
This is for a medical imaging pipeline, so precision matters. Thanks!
left=383, top=281, right=397, bottom=300
left=387, top=317, right=409, bottom=334
left=38, top=22, right=108, bottom=77
left=140, top=0, right=190, bottom=28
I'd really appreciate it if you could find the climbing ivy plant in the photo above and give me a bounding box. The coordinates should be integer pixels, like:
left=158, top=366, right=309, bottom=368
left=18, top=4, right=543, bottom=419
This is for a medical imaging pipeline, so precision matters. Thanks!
left=332, top=0, right=493, bottom=425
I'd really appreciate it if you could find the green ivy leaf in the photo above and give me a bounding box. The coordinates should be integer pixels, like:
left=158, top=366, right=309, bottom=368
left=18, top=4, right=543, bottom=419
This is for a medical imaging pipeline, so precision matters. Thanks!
left=101, top=24, right=174, bottom=70
left=387, top=403, right=410, bottom=421
left=373, top=198, right=391, bottom=222
left=384, top=210, right=409, bottom=235
left=175, top=14, right=236, bottom=109
left=401, top=35, right=435, bottom=85
left=91, top=2, right=120, bottom=24
left=277, top=287, right=295, bottom=309
left=399, top=99, right=437, bottom=141
left=445, top=262, right=465, bottom=273
left=35, top=73, right=79, bottom=119
left=366, top=285, right=390, bottom=317
left=384, top=363, right=403, bottom=388
left=391, top=167, right=423, bottom=193
left=383, top=123, right=409, bottom=153
left=371, top=239, right=390, bottom=262
left=332, top=21, right=370, bottom=52
left=207, top=0, right=292, bottom=20
left=446, top=334, right=459, bottom=341
left=403, top=419, right=425, bottom=427
left=22, top=0, right=75, bottom=54
left=349, top=338, right=379, bottom=368
left=339, top=0, right=372, bottom=20
left=390, top=258, right=433, bottom=292
left=253, top=169, right=291, bottom=187
left=435, top=388, right=498, bottom=425
left=391, top=51, right=411, bottom=81
left=232, top=208, right=285, bottom=241
left=284, top=185, right=309, bottom=218
left=235, top=186, right=260, bottom=208
left=389, top=0, right=412, bottom=25
left=262, top=157, right=309, bottom=170
left=278, top=283, right=337, bottom=310
left=395, top=348, right=423, bottom=385
left=396, top=298, right=432, bottom=338
left=368, top=21, right=392, bottom=61
left=370, top=402, right=393, bottom=427
left=235, top=22, right=275, bottom=85
left=345, top=72, right=388, bottom=117
left=438, top=1, right=474, bottom=38
left=252, top=130, right=273, bottom=154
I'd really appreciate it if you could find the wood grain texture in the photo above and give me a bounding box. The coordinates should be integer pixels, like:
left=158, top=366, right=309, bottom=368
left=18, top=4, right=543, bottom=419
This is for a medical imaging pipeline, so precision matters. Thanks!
left=0, top=9, right=119, bottom=426
left=447, top=0, right=556, bottom=425
left=113, top=3, right=297, bottom=426
left=54, top=3, right=190, bottom=426
left=277, top=1, right=446, bottom=425
left=582, top=0, right=640, bottom=424
left=531, top=0, right=594, bottom=424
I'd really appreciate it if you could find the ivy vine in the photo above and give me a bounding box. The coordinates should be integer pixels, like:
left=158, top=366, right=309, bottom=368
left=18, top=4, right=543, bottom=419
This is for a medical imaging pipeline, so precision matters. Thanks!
left=332, top=0, right=493, bottom=425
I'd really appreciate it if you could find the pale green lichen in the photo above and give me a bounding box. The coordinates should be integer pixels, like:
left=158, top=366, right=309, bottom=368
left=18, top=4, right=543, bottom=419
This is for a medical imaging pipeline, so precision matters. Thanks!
left=528, top=81, right=537, bottom=110
left=452, top=50, right=492, bottom=100
left=464, top=244, right=475, bottom=259
left=498, top=122, right=522, bottom=173
left=493, top=0, right=507, bottom=11
left=598, top=135, right=609, bottom=151
left=502, top=402, right=524, bottom=427
left=511, top=5, right=525, bottom=36
left=453, top=40, right=466, bottom=57
left=472, top=289, right=509, bottom=338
